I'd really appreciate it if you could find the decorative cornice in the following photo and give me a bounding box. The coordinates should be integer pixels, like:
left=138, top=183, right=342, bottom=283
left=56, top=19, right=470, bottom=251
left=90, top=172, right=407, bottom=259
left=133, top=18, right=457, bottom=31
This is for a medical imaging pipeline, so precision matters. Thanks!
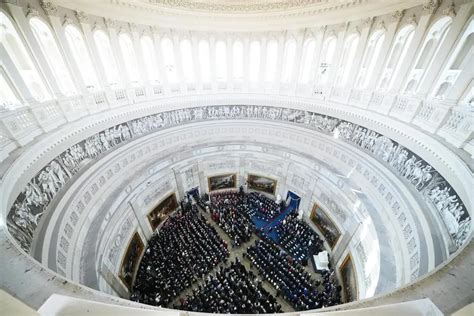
left=75, top=11, right=89, bottom=24
left=363, top=17, right=374, bottom=27
left=406, top=13, right=418, bottom=26
left=442, top=2, right=456, bottom=18
left=62, top=15, right=74, bottom=27
left=25, top=5, right=40, bottom=19
left=104, top=18, right=118, bottom=29
left=391, top=10, right=404, bottom=22
left=423, top=0, right=439, bottom=14
left=40, top=0, right=57, bottom=16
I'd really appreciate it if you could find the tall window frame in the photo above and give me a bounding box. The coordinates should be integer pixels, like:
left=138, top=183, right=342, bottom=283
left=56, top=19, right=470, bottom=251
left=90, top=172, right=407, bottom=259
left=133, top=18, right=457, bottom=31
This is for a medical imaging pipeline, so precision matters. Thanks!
left=29, top=17, right=77, bottom=95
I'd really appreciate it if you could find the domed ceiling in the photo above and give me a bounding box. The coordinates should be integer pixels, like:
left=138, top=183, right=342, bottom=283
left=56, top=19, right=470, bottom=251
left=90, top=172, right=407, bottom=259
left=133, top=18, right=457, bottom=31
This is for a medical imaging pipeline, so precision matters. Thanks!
left=49, top=0, right=426, bottom=31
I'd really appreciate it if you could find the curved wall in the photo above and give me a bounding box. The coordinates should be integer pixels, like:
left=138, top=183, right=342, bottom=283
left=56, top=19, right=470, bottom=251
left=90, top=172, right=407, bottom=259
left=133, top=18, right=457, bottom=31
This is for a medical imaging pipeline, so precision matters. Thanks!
left=0, top=95, right=472, bottom=314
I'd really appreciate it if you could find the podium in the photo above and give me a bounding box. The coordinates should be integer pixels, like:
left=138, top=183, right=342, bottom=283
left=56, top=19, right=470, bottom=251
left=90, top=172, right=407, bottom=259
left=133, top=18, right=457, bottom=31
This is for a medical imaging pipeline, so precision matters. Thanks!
left=313, top=250, right=330, bottom=272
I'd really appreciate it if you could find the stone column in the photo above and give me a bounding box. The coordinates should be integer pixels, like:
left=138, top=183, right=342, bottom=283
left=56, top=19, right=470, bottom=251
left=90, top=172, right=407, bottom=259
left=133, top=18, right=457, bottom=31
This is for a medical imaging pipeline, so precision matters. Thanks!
left=418, top=2, right=472, bottom=96
left=0, top=45, right=35, bottom=102
left=172, top=32, right=185, bottom=92
left=76, top=11, right=107, bottom=89
left=8, top=5, right=63, bottom=98
left=209, top=35, right=217, bottom=92
left=389, top=9, right=434, bottom=92
left=191, top=34, right=202, bottom=92
left=328, top=23, right=348, bottom=86
left=346, top=19, right=372, bottom=88
left=290, top=30, right=305, bottom=94
left=367, top=12, right=402, bottom=89
left=46, top=14, right=88, bottom=93
left=129, top=24, right=148, bottom=85
left=243, top=36, right=250, bottom=91
left=105, top=19, right=129, bottom=88
left=152, top=30, right=170, bottom=94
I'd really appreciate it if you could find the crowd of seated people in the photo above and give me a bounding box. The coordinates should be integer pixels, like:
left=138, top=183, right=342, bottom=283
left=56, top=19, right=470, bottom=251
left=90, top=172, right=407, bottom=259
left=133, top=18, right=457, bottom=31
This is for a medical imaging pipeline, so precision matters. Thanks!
left=179, top=259, right=282, bottom=313
left=245, top=237, right=341, bottom=310
left=276, top=212, right=323, bottom=264
left=211, top=191, right=255, bottom=247
left=248, top=192, right=282, bottom=221
left=131, top=208, right=229, bottom=307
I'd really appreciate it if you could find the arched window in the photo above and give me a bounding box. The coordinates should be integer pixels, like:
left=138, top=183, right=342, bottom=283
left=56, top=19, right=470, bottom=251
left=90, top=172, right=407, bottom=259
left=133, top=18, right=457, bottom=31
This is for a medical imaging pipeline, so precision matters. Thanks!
left=299, top=38, right=316, bottom=83
left=0, top=71, right=21, bottom=109
left=140, top=35, right=160, bottom=84
left=281, top=39, right=296, bottom=83
left=0, top=12, right=50, bottom=101
left=378, top=25, right=415, bottom=90
left=356, top=30, right=385, bottom=88
left=64, top=24, right=99, bottom=90
left=29, top=17, right=76, bottom=95
left=431, top=20, right=473, bottom=99
left=180, top=39, right=195, bottom=83
left=161, top=37, right=177, bottom=83
left=198, top=40, right=211, bottom=82
left=404, top=17, right=452, bottom=93
left=336, top=33, right=359, bottom=86
left=265, top=39, right=278, bottom=82
left=233, top=40, right=244, bottom=81
left=249, top=40, right=261, bottom=82
left=94, top=30, right=120, bottom=87
left=318, top=37, right=336, bottom=85
left=215, top=40, right=227, bottom=81
left=118, top=33, right=140, bottom=85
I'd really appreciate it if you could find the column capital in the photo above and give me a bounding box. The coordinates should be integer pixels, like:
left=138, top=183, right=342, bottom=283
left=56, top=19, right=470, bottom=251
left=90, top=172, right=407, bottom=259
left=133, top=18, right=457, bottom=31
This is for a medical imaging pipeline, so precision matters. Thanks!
left=362, top=17, right=374, bottom=27
left=25, top=4, right=40, bottom=18
left=390, top=10, right=404, bottom=22
left=104, top=18, right=118, bottom=30
left=40, top=0, right=58, bottom=16
left=75, top=11, right=89, bottom=24
left=422, top=0, right=439, bottom=14
left=442, top=2, right=456, bottom=18
left=406, top=13, right=418, bottom=26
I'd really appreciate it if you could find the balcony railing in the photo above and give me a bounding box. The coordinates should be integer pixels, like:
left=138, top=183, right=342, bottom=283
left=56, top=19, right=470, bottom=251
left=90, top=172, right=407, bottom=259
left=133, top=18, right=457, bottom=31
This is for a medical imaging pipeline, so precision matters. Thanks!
left=0, top=84, right=472, bottom=162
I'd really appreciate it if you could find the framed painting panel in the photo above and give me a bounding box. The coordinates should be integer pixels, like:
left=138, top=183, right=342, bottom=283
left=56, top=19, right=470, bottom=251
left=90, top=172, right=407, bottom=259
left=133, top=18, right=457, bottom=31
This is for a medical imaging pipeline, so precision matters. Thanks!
left=247, top=174, right=277, bottom=195
left=310, top=203, right=341, bottom=249
left=339, top=253, right=358, bottom=302
left=208, top=173, right=237, bottom=191
left=147, top=193, right=178, bottom=231
left=119, top=231, right=145, bottom=290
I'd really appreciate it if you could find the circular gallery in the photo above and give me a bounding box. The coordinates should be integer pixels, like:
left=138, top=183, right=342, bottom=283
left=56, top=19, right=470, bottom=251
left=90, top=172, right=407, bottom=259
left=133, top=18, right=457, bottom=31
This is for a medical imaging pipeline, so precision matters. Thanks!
left=0, top=1, right=472, bottom=315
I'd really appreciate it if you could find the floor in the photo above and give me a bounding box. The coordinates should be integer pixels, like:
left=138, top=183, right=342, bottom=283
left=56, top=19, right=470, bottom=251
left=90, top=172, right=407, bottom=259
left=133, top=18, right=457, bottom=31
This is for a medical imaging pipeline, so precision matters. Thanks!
left=169, top=206, right=323, bottom=313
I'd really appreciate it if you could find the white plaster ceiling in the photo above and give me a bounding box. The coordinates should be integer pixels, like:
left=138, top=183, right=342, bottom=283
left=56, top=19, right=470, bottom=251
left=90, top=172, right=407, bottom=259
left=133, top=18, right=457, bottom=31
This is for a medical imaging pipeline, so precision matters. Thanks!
left=50, top=0, right=426, bottom=31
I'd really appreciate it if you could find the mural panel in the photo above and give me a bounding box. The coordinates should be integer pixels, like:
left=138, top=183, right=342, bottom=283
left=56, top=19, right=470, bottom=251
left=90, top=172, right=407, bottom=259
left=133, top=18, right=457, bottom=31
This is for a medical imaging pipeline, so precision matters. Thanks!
left=247, top=174, right=277, bottom=195
left=310, top=203, right=341, bottom=249
left=339, top=253, right=358, bottom=303
left=119, top=231, right=145, bottom=291
left=147, top=193, right=178, bottom=231
left=208, top=173, right=237, bottom=191
left=7, top=104, right=470, bottom=253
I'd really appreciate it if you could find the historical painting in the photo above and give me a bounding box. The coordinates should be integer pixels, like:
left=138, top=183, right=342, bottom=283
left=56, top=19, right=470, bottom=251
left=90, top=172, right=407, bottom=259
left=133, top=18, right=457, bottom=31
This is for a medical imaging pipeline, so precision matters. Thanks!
left=147, top=193, right=178, bottom=231
left=119, top=231, right=145, bottom=290
left=247, top=174, right=277, bottom=195
left=339, top=253, right=358, bottom=302
left=310, top=203, right=341, bottom=249
left=208, top=174, right=237, bottom=191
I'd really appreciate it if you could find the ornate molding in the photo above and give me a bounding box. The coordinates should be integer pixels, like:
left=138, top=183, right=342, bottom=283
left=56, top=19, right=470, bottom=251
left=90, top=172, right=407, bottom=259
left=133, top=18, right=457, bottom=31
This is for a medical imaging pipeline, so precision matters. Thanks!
left=62, top=15, right=74, bottom=27
left=391, top=10, right=404, bottom=22
left=104, top=18, right=118, bottom=29
left=25, top=5, right=40, bottom=19
left=39, top=0, right=57, bottom=16
left=75, top=11, right=89, bottom=24
left=7, top=104, right=470, bottom=255
left=423, top=0, right=439, bottom=14
left=442, top=2, right=456, bottom=18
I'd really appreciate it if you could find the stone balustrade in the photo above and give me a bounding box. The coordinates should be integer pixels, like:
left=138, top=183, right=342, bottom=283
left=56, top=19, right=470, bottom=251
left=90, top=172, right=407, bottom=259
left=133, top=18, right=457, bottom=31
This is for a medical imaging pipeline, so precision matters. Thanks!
left=0, top=85, right=472, bottom=162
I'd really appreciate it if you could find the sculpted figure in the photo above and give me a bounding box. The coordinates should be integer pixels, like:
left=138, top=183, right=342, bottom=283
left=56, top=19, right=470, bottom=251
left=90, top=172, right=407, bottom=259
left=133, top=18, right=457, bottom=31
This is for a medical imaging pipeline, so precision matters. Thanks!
left=50, top=160, right=67, bottom=185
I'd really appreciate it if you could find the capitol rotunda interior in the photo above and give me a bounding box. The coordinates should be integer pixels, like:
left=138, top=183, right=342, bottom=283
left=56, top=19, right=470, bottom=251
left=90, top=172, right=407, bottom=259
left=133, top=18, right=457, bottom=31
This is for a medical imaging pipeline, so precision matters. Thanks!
left=0, top=0, right=473, bottom=315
